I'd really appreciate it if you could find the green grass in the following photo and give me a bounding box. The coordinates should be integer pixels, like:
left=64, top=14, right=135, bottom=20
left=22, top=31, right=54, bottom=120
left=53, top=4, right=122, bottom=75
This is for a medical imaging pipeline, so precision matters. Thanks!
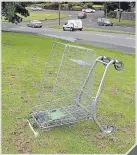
left=2, top=11, right=68, bottom=21
left=92, top=4, right=104, bottom=8
left=2, top=31, right=135, bottom=154
left=109, top=18, right=135, bottom=25
left=49, top=24, right=135, bottom=35
left=72, top=5, right=82, bottom=9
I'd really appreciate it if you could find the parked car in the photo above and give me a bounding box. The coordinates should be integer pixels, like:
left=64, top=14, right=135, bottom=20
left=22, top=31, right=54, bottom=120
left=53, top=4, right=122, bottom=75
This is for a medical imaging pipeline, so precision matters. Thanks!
left=63, top=19, right=83, bottom=31
left=78, top=12, right=87, bottom=19
left=31, top=6, right=42, bottom=11
left=82, top=8, right=95, bottom=13
left=97, top=18, right=113, bottom=26
left=27, top=20, right=42, bottom=28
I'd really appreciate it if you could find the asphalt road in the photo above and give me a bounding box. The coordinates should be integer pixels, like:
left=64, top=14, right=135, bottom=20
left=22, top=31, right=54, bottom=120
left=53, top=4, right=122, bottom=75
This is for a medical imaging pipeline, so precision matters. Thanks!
left=43, top=10, right=135, bottom=33
left=2, top=21, right=135, bottom=54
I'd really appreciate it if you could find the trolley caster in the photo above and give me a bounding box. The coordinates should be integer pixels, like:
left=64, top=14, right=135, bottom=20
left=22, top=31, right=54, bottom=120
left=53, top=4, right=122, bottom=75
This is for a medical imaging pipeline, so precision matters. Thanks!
left=103, top=125, right=116, bottom=133
left=114, top=61, right=124, bottom=71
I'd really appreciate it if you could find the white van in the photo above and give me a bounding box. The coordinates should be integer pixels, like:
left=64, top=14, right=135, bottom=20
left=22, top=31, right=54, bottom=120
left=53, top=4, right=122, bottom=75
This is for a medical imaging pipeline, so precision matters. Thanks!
left=63, top=19, right=83, bottom=31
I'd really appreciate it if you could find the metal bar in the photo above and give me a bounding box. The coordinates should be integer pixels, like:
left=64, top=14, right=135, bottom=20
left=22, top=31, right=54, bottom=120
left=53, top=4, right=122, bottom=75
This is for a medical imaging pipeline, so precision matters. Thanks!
left=59, top=2, right=61, bottom=25
left=51, top=44, right=68, bottom=101
left=33, top=42, right=57, bottom=112
left=78, top=56, right=102, bottom=103
left=94, top=59, right=115, bottom=103
left=119, top=1, right=121, bottom=22
left=96, top=59, right=108, bottom=65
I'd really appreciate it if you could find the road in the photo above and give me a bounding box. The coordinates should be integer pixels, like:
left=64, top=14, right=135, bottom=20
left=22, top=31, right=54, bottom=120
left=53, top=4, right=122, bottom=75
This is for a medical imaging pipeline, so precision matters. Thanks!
left=2, top=21, right=135, bottom=54
left=43, top=10, right=135, bottom=33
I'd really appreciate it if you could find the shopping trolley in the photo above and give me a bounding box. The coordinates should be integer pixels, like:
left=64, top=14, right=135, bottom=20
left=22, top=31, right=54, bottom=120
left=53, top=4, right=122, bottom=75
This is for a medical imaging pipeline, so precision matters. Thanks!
left=27, top=42, right=123, bottom=134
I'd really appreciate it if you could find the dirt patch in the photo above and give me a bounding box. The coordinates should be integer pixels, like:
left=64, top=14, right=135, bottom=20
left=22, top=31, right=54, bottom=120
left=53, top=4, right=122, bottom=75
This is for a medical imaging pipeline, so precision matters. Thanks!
left=58, top=149, right=67, bottom=153
left=95, top=132, right=106, bottom=139
left=3, top=41, right=15, bottom=46
left=9, top=83, right=16, bottom=87
left=32, top=81, right=40, bottom=87
left=2, top=104, right=7, bottom=108
left=10, top=120, right=32, bottom=153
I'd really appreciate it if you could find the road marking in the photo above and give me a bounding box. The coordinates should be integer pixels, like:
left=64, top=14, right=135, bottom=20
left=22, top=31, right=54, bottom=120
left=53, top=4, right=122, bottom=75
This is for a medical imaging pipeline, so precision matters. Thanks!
left=126, top=37, right=135, bottom=40
left=95, top=33, right=115, bottom=38
left=2, top=25, right=7, bottom=27
left=19, top=26, right=26, bottom=28
left=125, top=27, right=132, bottom=29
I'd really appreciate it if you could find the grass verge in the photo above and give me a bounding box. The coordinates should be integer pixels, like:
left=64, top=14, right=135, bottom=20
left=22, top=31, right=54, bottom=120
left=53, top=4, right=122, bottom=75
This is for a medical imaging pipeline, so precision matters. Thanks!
left=49, top=24, right=135, bottom=35
left=2, top=31, right=135, bottom=154
left=109, top=18, right=135, bottom=25
left=2, top=11, right=68, bottom=21
left=92, top=4, right=104, bottom=8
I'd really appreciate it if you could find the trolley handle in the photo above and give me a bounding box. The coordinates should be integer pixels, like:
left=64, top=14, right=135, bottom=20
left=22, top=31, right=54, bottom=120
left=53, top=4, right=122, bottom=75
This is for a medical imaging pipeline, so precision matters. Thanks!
left=100, top=56, right=111, bottom=64
left=99, top=56, right=124, bottom=71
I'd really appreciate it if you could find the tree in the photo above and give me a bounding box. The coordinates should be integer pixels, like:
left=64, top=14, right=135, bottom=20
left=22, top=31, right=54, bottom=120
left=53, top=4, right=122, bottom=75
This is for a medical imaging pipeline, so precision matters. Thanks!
left=104, top=1, right=132, bottom=15
left=68, top=3, right=73, bottom=10
left=2, top=2, right=29, bottom=23
left=104, top=2, right=119, bottom=15
left=120, top=2, right=131, bottom=11
left=87, top=2, right=93, bottom=9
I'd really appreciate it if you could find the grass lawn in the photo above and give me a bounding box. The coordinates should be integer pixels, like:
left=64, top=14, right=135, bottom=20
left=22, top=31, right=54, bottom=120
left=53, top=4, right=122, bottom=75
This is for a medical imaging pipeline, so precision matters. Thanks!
left=109, top=18, right=135, bottom=25
left=2, top=11, right=68, bottom=21
left=2, top=31, right=135, bottom=154
left=93, top=4, right=104, bottom=8
left=49, top=24, right=135, bottom=35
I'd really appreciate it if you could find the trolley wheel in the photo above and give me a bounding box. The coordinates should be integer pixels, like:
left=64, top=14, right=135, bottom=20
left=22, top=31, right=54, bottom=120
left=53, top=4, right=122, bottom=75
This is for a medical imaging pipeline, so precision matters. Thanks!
left=104, top=125, right=116, bottom=133
left=114, top=61, right=124, bottom=71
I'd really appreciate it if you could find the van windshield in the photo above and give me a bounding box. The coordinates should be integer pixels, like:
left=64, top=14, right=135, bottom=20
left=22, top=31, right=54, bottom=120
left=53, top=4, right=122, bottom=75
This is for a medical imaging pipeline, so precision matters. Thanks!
left=76, top=21, right=82, bottom=25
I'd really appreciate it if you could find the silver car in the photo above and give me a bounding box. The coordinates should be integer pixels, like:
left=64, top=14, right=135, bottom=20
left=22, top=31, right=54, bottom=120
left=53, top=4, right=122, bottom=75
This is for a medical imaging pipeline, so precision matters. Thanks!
left=97, top=18, right=113, bottom=26
left=27, top=20, right=42, bottom=28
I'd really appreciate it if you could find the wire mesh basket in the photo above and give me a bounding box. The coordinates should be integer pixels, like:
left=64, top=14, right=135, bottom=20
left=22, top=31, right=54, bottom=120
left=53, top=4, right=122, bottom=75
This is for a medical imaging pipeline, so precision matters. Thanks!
left=28, top=41, right=124, bottom=134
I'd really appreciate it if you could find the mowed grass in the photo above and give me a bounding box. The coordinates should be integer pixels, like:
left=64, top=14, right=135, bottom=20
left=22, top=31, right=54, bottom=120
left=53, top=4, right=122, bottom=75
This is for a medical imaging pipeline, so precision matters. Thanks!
left=49, top=24, right=135, bottom=35
left=2, top=31, right=135, bottom=154
left=109, top=18, right=135, bottom=25
left=2, top=11, right=68, bottom=21
left=93, top=4, right=104, bottom=8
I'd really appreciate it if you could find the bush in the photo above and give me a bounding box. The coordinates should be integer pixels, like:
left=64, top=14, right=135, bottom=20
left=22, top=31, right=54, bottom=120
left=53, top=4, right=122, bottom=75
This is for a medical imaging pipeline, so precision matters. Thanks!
left=87, top=2, right=93, bottom=9
left=72, top=2, right=83, bottom=6
left=61, top=4, right=69, bottom=10
left=72, top=5, right=82, bottom=11
left=43, top=2, right=59, bottom=10
left=107, top=11, right=117, bottom=18
left=68, top=3, right=73, bottom=10
left=32, top=3, right=47, bottom=8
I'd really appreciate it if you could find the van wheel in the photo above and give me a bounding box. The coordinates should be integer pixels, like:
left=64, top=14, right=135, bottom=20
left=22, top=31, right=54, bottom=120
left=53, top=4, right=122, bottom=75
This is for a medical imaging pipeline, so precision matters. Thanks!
left=79, top=28, right=82, bottom=31
left=70, top=27, right=74, bottom=31
left=63, top=27, right=66, bottom=31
